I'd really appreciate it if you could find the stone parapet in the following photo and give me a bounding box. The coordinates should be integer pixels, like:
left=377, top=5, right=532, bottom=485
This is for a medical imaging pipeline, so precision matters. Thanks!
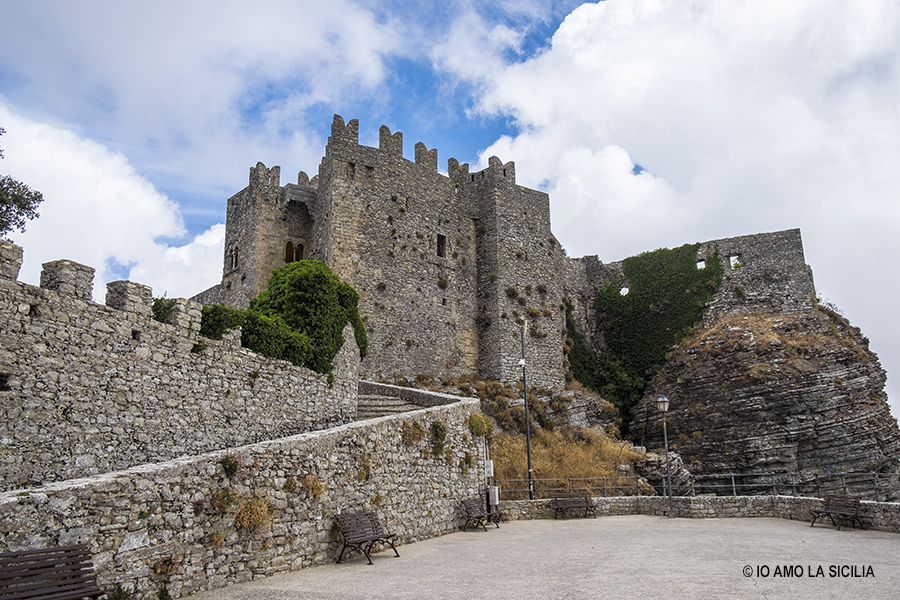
left=498, top=495, right=900, bottom=534
left=39, top=259, right=95, bottom=300
left=0, top=263, right=360, bottom=491
left=0, top=242, right=23, bottom=280
left=105, top=280, right=152, bottom=317
left=0, top=399, right=483, bottom=598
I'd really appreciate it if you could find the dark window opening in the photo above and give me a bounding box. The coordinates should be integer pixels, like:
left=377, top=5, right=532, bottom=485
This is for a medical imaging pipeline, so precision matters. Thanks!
left=0, top=374, right=10, bottom=392
left=503, top=169, right=507, bottom=177
left=132, top=330, right=141, bottom=342
left=437, top=234, right=447, bottom=258
left=471, top=174, right=475, bottom=182
left=442, top=298, right=447, bottom=306
left=285, top=241, right=294, bottom=263
left=296, top=243, right=304, bottom=261
left=28, top=304, right=40, bottom=317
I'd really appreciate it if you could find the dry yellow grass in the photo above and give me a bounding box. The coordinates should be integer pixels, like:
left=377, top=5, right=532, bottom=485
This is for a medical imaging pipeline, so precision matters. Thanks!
left=491, top=429, right=643, bottom=499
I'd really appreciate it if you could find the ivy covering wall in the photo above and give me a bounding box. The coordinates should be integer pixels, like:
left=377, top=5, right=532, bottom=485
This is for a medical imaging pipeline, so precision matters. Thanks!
left=201, top=261, right=368, bottom=374
left=567, top=243, right=723, bottom=431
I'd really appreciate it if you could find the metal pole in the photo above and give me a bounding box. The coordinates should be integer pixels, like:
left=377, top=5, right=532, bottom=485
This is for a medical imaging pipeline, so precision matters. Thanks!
left=521, top=321, right=535, bottom=501
left=662, top=415, right=673, bottom=514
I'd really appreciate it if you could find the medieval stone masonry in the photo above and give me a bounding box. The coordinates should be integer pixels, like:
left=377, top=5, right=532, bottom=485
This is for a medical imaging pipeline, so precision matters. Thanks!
left=195, top=115, right=820, bottom=392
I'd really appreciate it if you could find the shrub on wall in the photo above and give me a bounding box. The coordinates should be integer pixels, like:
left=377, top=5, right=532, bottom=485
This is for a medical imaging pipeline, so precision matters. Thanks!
left=199, top=261, right=367, bottom=374
left=251, top=260, right=368, bottom=371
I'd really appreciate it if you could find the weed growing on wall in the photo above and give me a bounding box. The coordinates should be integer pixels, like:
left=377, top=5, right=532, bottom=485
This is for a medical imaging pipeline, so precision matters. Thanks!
left=593, top=244, right=723, bottom=431
left=234, top=497, right=273, bottom=532
left=401, top=419, right=425, bottom=445
left=199, top=260, right=368, bottom=374
left=302, top=475, right=322, bottom=500
left=218, top=452, right=245, bottom=479
left=431, top=420, right=448, bottom=456
left=151, top=296, right=176, bottom=323
left=467, top=413, right=493, bottom=438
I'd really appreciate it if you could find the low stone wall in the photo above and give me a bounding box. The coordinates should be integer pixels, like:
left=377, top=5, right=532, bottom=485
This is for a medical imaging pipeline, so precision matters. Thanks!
left=498, top=495, right=900, bottom=533
left=0, top=248, right=360, bottom=491
left=359, top=381, right=463, bottom=407
left=0, top=399, right=484, bottom=598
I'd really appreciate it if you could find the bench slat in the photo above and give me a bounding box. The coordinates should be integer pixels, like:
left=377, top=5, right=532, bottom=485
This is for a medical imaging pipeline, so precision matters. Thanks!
left=0, top=544, right=105, bottom=600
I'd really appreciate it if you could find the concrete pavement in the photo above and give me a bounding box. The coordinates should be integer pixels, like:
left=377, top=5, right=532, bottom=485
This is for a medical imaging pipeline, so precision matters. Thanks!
left=186, top=516, right=898, bottom=599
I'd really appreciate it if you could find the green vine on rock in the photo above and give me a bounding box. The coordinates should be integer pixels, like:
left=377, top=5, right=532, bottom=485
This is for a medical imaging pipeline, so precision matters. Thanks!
left=593, top=244, right=723, bottom=431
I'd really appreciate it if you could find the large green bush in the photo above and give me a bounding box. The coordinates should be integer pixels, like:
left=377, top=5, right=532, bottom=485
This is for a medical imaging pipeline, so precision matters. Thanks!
left=199, top=261, right=367, bottom=374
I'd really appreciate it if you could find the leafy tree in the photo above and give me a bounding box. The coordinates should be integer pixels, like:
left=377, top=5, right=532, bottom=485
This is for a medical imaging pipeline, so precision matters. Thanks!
left=0, top=127, right=44, bottom=238
left=250, top=260, right=368, bottom=372
left=200, top=261, right=367, bottom=374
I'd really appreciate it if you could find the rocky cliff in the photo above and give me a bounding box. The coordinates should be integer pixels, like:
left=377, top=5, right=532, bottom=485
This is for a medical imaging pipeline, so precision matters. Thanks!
left=630, top=308, right=900, bottom=497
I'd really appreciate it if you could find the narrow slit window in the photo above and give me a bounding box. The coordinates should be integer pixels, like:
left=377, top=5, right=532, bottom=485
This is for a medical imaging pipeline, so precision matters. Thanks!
left=437, top=234, right=447, bottom=258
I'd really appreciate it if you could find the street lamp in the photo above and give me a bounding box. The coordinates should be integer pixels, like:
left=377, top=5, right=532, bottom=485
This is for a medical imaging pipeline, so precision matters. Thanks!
left=657, top=395, right=673, bottom=516
left=520, top=320, right=535, bottom=500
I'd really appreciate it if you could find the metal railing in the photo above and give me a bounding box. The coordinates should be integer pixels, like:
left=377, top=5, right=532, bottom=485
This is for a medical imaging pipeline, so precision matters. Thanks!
left=495, top=472, right=900, bottom=502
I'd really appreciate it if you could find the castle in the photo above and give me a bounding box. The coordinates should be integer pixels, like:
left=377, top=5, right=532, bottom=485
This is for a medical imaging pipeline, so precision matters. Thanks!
left=194, top=115, right=817, bottom=389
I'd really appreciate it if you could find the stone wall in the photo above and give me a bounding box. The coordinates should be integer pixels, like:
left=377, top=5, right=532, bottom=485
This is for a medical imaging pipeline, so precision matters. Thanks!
left=0, top=247, right=359, bottom=491
left=498, top=495, right=900, bottom=533
left=0, top=399, right=485, bottom=598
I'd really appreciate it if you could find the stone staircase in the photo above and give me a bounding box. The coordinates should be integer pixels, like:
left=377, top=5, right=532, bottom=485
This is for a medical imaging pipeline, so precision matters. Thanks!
left=356, top=394, right=423, bottom=420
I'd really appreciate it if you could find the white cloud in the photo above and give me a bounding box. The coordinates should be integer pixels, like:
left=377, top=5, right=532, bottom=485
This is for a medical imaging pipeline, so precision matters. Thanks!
left=1, top=103, right=222, bottom=300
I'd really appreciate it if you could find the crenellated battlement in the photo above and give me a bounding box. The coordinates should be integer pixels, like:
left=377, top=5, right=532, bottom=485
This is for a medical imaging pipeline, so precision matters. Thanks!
left=0, top=243, right=359, bottom=492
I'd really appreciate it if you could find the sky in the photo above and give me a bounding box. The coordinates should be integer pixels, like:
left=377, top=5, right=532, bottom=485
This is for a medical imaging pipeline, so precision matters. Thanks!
left=2, top=0, right=899, bottom=416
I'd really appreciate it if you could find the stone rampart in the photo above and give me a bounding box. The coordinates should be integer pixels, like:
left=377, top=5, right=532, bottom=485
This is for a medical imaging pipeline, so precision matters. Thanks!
left=0, top=246, right=359, bottom=491
left=498, top=495, right=900, bottom=533
left=0, top=399, right=485, bottom=598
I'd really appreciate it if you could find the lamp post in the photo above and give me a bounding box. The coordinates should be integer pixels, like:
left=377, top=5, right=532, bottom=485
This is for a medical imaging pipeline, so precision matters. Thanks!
left=520, top=320, right=535, bottom=500
left=657, top=395, right=673, bottom=516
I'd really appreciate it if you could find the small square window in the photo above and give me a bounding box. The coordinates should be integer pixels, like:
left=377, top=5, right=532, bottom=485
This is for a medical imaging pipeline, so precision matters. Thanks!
left=697, top=260, right=706, bottom=269
left=437, top=234, right=447, bottom=258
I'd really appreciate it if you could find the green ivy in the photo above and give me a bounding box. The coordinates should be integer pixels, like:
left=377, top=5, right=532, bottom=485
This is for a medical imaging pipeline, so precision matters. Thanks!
left=564, top=299, right=598, bottom=391
left=198, top=261, right=368, bottom=374
left=593, top=244, right=723, bottom=430
left=151, top=297, right=176, bottom=323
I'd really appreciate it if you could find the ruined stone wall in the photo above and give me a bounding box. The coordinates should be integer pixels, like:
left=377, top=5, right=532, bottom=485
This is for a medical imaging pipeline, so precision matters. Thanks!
left=0, top=399, right=485, bottom=598
left=698, top=228, right=815, bottom=324
left=0, top=246, right=358, bottom=491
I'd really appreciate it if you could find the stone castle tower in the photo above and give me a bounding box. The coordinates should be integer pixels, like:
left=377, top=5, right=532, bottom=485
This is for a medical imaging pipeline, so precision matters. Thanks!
left=194, top=115, right=567, bottom=388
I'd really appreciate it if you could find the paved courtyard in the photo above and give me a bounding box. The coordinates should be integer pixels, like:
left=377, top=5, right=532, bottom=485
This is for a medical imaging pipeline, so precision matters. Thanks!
left=186, top=515, right=898, bottom=599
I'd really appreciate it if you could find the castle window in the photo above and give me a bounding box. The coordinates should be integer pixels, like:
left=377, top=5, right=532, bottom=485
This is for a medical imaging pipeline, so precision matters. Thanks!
left=454, top=185, right=459, bottom=194
left=471, top=174, right=475, bottom=182
left=0, top=374, right=11, bottom=391
left=131, top=330, right=141, bottom=342
left=437, top=234, right=447, bottom=258
left=729, top=255, right=742, bottom=269
left=697, top=259, right=706, bottom=269
left=285, top=241, right=294, bottom=263
left=296, top=243, right=304, bottom=261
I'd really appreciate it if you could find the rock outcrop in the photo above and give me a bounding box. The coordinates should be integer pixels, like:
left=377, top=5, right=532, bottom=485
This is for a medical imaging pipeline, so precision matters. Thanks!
left=630, top=308, right=900, bottom=498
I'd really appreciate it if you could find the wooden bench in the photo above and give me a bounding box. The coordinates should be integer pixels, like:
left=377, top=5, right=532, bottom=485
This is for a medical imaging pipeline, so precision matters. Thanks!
left=810, top=494, right=864, bottom=530
left=460, top=498, right=500, bottom=531
left=549, top=491, right=597, bottom=520
left=334, top=510, right=400, bottom=565
left=0, top=544, right=108, bottom=600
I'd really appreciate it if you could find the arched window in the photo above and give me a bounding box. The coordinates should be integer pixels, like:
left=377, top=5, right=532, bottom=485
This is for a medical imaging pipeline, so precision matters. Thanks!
left=295, top=243, right=304, bottom=261
left=285, top=242, right=294, bottom=263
